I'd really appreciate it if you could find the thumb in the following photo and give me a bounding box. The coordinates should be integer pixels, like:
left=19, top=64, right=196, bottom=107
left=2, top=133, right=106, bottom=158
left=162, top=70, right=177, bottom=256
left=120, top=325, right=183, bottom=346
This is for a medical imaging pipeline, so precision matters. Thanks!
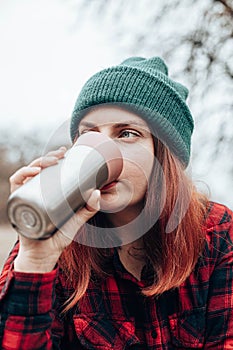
left=85, top=189, right=101, bottom=213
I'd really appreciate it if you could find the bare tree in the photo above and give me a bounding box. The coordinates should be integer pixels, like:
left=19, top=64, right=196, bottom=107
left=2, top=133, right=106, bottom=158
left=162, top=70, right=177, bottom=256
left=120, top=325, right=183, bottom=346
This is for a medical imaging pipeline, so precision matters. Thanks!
left=1, top=0, right=232, bottom=219
left=66, top=0, right=233, bottom=205
left=72, top=0, right=233, bottom=157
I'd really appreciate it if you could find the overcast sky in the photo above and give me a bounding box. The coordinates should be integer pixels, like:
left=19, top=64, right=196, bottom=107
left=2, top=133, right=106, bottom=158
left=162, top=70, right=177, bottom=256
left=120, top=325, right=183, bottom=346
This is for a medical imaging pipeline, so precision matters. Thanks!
left=0, top=0, right=119, bottom=133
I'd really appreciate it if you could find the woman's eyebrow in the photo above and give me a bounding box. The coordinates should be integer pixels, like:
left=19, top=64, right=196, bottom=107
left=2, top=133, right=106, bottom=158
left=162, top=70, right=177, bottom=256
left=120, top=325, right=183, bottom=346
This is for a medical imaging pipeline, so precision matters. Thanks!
left=113, top=121, right=147, bottom=128
left=79, top=120, right=148, bottom=129
left=79, top=121, right=96, bottom=128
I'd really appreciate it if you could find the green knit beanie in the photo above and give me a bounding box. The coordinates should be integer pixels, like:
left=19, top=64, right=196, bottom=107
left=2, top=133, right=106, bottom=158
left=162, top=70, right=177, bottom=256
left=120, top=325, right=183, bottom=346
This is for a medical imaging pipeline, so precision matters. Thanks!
left=70, top=57, right=194, bottom=167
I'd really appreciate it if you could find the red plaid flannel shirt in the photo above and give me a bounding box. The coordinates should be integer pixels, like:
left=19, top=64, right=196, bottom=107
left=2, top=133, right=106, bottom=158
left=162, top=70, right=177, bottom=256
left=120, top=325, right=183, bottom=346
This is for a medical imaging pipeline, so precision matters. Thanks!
left=0, top=202, right=233, bottom=349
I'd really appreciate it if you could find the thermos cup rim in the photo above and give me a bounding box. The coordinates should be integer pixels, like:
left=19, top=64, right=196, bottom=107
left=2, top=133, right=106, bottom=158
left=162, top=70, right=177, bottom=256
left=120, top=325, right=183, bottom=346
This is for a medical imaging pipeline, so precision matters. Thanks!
left=75, top=131, right=123, bottom=184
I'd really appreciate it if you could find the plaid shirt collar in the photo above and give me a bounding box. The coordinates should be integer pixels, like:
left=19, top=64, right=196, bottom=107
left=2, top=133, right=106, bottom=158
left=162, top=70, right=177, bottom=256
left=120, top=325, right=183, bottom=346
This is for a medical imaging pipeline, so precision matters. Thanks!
left=113, top=248, right=155, bottom=287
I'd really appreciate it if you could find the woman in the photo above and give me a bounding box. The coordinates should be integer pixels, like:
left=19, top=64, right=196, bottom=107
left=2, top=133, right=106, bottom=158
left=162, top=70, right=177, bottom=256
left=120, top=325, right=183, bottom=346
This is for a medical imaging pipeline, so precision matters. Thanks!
left=0, top=57, right=233, bottom=349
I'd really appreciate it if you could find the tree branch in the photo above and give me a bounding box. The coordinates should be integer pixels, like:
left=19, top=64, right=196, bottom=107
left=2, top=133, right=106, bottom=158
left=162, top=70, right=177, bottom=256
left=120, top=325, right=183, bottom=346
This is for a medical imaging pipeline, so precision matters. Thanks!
left=215, top=0, right=233, bottom=17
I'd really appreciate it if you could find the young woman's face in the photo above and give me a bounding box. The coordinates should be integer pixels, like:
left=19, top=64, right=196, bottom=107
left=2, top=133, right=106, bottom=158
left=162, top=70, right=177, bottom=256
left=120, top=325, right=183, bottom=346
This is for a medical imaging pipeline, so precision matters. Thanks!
left=78, top=106, right=154, bottom=218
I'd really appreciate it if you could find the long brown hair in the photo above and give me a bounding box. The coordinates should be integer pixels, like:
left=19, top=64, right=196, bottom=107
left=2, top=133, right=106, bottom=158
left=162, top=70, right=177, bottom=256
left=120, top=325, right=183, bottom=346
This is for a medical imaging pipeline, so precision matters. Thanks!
left=60, top=137, right=208, bottom=310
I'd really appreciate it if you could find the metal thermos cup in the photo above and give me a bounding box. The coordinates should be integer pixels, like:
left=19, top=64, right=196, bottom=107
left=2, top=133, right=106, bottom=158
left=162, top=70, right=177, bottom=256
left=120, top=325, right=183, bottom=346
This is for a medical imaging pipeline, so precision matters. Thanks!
left=7, top=132, right=123, bottom=239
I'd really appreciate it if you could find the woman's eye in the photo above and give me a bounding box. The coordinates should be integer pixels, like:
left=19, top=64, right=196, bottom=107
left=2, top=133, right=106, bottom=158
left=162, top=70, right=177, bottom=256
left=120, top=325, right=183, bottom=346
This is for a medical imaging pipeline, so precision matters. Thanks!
left=120, top=130, right=140, bottom=138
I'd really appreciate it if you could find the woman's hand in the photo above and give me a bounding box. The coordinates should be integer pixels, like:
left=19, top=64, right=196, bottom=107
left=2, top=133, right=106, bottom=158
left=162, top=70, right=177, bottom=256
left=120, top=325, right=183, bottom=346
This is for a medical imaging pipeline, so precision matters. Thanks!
left=10, top=147, right=100, bottom=273
left=9, top=147, right=67, bottom=192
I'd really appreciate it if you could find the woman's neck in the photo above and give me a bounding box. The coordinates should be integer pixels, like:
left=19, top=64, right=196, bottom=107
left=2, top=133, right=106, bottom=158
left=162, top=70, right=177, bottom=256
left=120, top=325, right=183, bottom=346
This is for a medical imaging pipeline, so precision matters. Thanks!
left=106, top=204, right=146, bottom=248
left=117, top=238, right=146, bottom=281
left=106, top=205, right=146, bottom=280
